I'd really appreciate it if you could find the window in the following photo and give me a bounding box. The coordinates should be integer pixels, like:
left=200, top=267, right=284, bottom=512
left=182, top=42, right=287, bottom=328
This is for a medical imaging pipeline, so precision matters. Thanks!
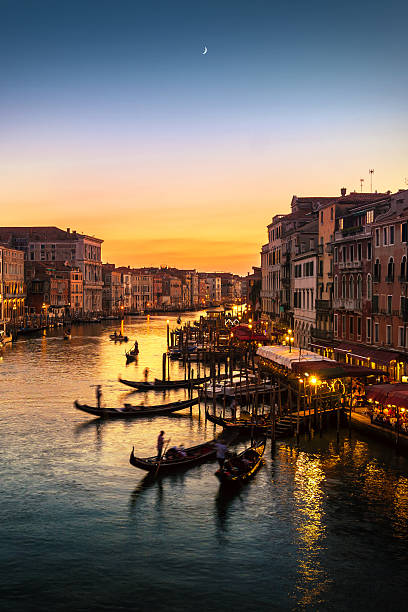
left=387, top=258, right=394, bottom=281
left=349, top=316, right=354, bottom=335
left=374, top=322, right=379, bottom=343
left=339, top=218, right=344, bottom=230
left=366, top=317, right=372, bottom=342
left=357, top=317, right=361, bottom=338
left=372, top=294, right=379, bottom=313
left=390, top=226, right=395, bottom=245
left=334, top=247, right=338, bottom=263
left=320, top=211, right=323, bottom=225
left=374, top=259, right=381, bottom=282
left=387, top=295, right=392, bottom=314
left=366, top=274, right=372, bottom=300
left=349, top=277, right=354, bottom=299
left=366, top=210, right=374, bottom=224
left=342, top=314, right=346, bottom=338
left=357, top=243, right=362, bottom=261
left=357, top=275, right=362, bottom=299
left=386, top=325, right=392, bottom=345
left=334, top=314, right=338, bottom=337
left=367, top=241, right=372, bottom=260
left=383, top=227, right=388, bottom=246
left=402, top=222, right=408, bottom=243
left=342, top=276, right=347, bottom=298
left=375, top=228, right=380, bottom=247
left=401, top=256, right=407, bottom=281
left=334, top=275, right=338, bottom=299
left=398, top=327, right=404, bottom=347
left=331, top=207, right=334, bottom=220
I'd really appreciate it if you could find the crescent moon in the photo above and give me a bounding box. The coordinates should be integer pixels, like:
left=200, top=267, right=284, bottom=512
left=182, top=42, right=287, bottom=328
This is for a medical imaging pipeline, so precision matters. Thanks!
left=202, top=46, right=207, bottom=55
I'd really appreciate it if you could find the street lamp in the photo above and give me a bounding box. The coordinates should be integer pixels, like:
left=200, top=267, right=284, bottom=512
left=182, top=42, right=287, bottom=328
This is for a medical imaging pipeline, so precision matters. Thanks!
left=166, top=319, right=170, bottom=347
left=286, top=329, right=294, bottom=352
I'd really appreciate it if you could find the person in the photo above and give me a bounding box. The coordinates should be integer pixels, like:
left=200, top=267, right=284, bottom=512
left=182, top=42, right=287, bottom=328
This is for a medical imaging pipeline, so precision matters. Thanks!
left=157, top=430, right=165, bottom=459
left=215, top=439, right=227, bottom=468
left=177, top=444, right=187, bottom=458
left=114, top=331, right=117, bottom=338
left=144, top=367, right=149, bottom=382
left=230, top=398, right=237, bottom=421
left=96, top=385, right=102, bottom=409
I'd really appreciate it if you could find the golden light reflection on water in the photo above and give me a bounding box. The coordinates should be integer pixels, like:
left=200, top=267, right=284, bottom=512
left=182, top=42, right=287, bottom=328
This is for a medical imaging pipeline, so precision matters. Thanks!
left=292, top=452, right=331, bottom=606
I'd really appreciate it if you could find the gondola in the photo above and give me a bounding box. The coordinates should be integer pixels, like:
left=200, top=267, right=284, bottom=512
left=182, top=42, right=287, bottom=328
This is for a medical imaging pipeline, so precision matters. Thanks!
left=109, top=334, right=128, bottom=342
left=129, top=439, right=216, bottom=473
left=118, top=375, right=211, bottom=391
left=126, top=342, right=139, bottom=363
left=74, top=396, right=199, bottom=418
left=205, top=408, right=272, bottom=431
left=215, top=439, right=266, bottom=485
left=63, top=332, right=71, bottom=340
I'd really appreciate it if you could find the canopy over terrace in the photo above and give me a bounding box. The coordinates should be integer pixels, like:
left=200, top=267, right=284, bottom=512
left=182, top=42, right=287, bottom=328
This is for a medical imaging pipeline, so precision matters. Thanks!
left=257, top=345, right=334, bottom=370
left=366, top=384, right=408, bottom=409
left=232, top=325, right=268, bottom=343
left=257, top=346, right=384, bottom=379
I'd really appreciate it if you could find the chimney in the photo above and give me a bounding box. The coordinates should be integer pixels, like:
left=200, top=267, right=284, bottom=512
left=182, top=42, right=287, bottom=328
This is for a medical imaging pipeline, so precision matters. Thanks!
left=67, top=228, right=70, bottom=234
left=340, top=188, right=347, bottom=197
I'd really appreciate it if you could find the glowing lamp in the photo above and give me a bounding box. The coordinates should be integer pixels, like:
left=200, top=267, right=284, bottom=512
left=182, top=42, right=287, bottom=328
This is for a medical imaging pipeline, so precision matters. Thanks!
left=311, top=377, right=317, bottom=385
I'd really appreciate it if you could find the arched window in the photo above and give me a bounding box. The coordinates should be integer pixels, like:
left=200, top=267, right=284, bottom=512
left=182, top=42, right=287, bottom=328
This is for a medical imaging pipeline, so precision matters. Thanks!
left=367, top=273, right=372, bottom=301
left=374, top=258, right=381, bottom=282
left=342, top=275, right=347, bottom=298
left=349, top=276, right=354, bottom=299
left=401, top=256, right=406, bottom=280
left=387, top=257, right=394, bottom=281
left=357, top=274, right=362, bottom=299
left=334, top=275, right=338, bottom=299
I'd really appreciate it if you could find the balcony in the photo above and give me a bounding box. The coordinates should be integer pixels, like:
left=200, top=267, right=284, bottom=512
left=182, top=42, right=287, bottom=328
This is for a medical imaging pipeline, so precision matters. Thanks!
left=333, top=297, right=362, bottom=311
left=338, top=261, right=362, bottom=270
left=315, top=300, right=331, bottom=312
left=311, top=327, right=333, bottom=341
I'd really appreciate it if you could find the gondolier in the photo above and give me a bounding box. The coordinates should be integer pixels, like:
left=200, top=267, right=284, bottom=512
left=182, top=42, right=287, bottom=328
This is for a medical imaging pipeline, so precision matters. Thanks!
left=96, top=385, right=102, bottom=409
left=157, top=431, right=165, bottom=459
left=214, top=439, right=227, bottom=468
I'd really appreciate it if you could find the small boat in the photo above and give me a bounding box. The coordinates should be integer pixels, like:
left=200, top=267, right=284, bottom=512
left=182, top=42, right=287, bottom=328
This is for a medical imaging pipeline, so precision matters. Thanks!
left=205, top=408, right=272, bottom=431
left=110, top=333, right=128, bottom=342
left=119, top=375, right=211, bottom=391
left=129, top=440, right=216, bottom=473
left=126, top=341, right=139, bottom=363
left=74, top=396, right=199, bottom=418
left=215, top=440, right=266, bottom=485
left=63, top=331, right=71, bottom=340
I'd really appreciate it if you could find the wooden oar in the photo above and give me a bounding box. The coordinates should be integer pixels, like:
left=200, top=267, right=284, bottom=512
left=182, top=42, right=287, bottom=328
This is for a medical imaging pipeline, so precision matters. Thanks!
left=153, top=438, right=171, bottom=479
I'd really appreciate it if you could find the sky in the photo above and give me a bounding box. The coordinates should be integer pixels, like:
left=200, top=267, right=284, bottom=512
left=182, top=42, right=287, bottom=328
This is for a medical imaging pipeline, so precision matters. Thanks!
left=1, top=0, right=407, bottom=274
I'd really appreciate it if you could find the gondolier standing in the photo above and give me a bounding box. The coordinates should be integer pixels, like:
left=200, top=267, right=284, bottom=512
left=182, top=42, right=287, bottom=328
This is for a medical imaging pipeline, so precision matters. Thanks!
left=96, top=385, right=102, bottom=409
left=157, top=430, right=165, bottom=459
left=144, top=367, right=149, bottom=382
left=215, top=439, right=227, bottom=468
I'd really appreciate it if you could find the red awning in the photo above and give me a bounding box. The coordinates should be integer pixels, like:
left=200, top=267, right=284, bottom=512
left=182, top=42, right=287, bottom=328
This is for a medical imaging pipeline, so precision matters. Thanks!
left=232, top=325, right=268, bottom=343
left=334, top=342, right=400, bottom=365
left=366, top=384, right=408, bottom=409
left=291, top=360, right=383, bottom=379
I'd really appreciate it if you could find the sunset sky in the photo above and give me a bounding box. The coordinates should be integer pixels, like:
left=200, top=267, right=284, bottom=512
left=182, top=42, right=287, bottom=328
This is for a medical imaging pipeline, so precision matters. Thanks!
left=1, top=0, right=407, bottom=274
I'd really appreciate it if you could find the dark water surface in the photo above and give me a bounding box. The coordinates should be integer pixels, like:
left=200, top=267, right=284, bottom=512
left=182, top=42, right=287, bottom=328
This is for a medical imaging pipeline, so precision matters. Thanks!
left=1, top=313, right=408, bottom=611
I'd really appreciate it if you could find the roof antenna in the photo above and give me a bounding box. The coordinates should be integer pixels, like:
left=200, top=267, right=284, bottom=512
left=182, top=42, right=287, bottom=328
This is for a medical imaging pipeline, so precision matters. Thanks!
left=360, top=178, right=364, bottom=193
left=369, top=169, right=374, bottom=193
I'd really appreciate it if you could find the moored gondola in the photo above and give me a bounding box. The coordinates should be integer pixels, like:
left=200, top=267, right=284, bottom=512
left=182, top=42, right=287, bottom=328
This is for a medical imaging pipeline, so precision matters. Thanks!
left=129, top=440, right=216, bottom=473
left=110, top=333, right=128, bottom=342
left=215, top=439, right=266, bottom=485
left=119, top=375, right=211, bottom=391
left=74, top=396, right=199, bottom=418
left=205, top=408, right=272, bottom=431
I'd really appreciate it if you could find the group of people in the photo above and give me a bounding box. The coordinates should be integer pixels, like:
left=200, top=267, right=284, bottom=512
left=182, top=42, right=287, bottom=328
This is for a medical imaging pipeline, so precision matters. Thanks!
left=221, top=448, right=258, bottom=477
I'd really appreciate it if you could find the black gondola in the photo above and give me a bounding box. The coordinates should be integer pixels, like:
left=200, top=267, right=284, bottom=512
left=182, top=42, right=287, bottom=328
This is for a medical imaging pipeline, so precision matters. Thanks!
left=129, top=440, right=216, bottom=473
left=119, top=375, right=211, bottom=391
left=74, top=396, right=199, bottom=418
left=126, top=341, right=139, bottom=363
left=205, top=408, right=272, bottom=431
left=215, top=440, right=266, bottom=485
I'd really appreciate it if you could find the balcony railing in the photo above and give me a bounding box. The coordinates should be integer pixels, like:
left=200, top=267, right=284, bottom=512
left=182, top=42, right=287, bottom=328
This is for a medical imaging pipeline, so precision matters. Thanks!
left=338, top=261, right=362, bottom=270
left=315, top=300, right=331, bottom=312
left=333, top=297, right=362, bottom=311
left=311, top=327, right=333, bottom=340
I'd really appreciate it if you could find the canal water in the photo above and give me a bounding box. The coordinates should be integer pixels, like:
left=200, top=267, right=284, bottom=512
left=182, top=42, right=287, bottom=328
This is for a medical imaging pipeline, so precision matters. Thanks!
left=1, top=312, right=408, bottom=611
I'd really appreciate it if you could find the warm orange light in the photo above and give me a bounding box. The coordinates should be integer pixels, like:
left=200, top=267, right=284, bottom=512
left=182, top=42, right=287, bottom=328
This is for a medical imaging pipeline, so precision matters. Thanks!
left=311, top=377, right=317, bottom=385
left=288, top=328, right=292, bottom=334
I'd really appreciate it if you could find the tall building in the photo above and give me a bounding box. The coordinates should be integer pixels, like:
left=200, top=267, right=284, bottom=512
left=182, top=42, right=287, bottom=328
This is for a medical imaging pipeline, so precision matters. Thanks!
left=0, top=227, right=103, bottom=313
left=0, top=244, right=25, bottom=331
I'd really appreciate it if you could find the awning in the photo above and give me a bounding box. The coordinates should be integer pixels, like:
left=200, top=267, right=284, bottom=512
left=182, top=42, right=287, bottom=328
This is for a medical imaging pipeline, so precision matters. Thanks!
left=257, top=345, right=334, bottom=370
left=291, top=360, right=383, bottom=379
left=334, top=342, right=400, bottom=365
left=366, top=384, right=408, bottom=409
left=232, top=325, right=268, bottom=343
left=310, top=340, right=335, bottom=350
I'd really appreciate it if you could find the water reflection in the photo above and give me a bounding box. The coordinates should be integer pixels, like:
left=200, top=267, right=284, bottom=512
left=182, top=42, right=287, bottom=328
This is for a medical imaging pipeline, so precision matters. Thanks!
left=292, top=452, right=330, bottom=607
